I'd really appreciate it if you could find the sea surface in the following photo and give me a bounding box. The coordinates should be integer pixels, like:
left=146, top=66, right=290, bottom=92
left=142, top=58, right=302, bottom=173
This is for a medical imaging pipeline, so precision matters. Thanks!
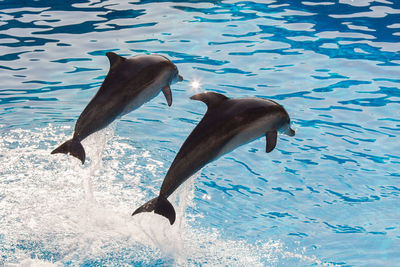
left=0, top=0, right=399, bottom=266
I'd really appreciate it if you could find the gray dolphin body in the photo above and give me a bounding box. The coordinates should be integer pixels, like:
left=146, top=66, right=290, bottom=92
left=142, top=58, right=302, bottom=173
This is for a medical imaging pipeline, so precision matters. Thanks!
left=132, top=92, right=295, bottom=224
left=51, top=52, right=183, bottom=164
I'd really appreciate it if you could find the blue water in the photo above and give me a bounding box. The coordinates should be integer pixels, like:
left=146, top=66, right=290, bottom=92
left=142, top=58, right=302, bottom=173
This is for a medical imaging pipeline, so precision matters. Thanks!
left=1, top=0, right=399, bottom=266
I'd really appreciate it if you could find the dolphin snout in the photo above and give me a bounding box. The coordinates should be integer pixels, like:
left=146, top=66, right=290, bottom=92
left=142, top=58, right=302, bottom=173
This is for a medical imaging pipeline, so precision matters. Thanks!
left=178, top=75, right=183, bottom=82
left=282, top=126, right=295, bottom=136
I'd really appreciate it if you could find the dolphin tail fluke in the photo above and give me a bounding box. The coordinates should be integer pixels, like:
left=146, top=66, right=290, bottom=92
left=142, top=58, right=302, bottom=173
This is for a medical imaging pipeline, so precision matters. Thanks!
left=132, top=196, right=176, bottom=225
left=51, top=138, right=86, bottom=164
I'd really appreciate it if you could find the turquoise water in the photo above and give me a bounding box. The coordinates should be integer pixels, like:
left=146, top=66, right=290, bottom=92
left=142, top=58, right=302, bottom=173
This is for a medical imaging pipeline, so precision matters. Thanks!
left=1, top=0, right=399, bottom=266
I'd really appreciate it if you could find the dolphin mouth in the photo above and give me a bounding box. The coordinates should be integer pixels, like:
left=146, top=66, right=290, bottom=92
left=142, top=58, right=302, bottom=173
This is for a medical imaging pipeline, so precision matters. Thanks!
left=287, top=128, right=295, bottom=136
left=178, top=75, right=183, bottom=82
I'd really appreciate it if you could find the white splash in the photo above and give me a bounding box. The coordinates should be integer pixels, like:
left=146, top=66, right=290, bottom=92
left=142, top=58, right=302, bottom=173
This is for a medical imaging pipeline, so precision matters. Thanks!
left=0, top=125, right=325, bottom=266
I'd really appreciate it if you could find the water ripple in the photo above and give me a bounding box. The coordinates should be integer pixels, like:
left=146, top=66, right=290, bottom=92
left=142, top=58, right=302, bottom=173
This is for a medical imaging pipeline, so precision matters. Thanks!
left=326, top=189, right=380, bottom=203
left=323, top=222, right=366, bottom=234
left=1, top=0, right=400, bottom=266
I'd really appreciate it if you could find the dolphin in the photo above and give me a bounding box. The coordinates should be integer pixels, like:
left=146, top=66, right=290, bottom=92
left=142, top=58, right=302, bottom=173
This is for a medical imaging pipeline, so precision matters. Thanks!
left=51, top=52, right=183, bottom=164
left=132, top=92, right=295, bottom=224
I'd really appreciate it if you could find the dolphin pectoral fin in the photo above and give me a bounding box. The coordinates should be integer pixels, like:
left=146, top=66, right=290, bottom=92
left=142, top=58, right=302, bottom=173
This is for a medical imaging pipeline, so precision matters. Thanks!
left=190, top=92, right=229, bottom=109
left=51, top=138, right=86, bottom=164
left=132, top=196, right=176, bottom=225
left=162, top=85, right=172, bottom=106
left=106, top=51, right=124, bottom=67
left=266, top=130, right=277, bottom=153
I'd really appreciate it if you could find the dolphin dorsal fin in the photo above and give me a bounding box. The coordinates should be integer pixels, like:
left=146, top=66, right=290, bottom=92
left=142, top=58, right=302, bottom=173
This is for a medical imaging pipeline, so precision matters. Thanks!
left=190, top=92, right=229, bottom=109
left=106, top=52, right=124, bottom=67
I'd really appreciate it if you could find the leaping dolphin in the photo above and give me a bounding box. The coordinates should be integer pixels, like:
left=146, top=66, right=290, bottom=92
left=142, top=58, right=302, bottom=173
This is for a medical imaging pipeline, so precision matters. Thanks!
left=132, top=92, right=295, bottom=224
left=51, top=52, right=183, bottom=164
